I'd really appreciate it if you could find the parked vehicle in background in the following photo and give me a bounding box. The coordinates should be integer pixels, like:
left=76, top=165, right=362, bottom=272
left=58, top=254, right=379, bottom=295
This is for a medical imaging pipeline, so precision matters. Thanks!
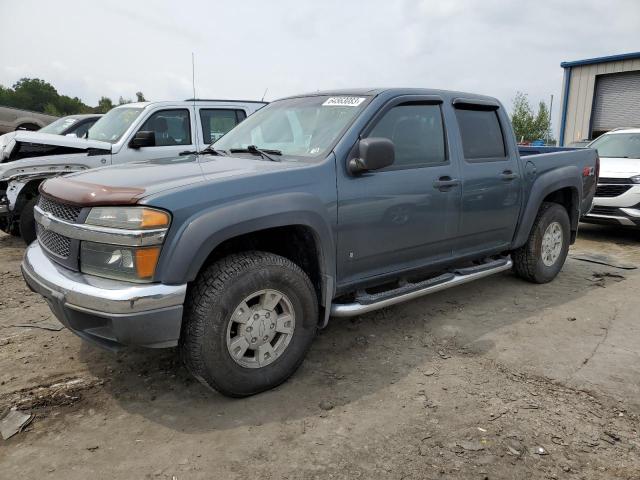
left=0, top=99, right=266, bottom=243
left=38, top=114, right=103, bottom=137
left=21, top=88, right=598, bottom=397
left=0, top=106, right=58, bottom=134
left=581, top=127, right=640, bottom=228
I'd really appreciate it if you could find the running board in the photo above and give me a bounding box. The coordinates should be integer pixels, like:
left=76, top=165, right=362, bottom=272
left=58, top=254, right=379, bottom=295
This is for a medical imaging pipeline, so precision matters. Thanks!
left=330, top=257, right=512, bottom=318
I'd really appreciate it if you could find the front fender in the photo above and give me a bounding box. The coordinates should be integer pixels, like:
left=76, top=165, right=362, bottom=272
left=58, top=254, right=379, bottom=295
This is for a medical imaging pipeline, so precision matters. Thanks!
left=512, top=165, right=582, bottom=249
left=155, top=192, right=336, bottom=287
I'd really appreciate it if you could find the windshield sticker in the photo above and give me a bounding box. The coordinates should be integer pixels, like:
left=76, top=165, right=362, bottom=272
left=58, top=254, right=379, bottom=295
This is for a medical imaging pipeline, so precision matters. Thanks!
left=322, top=97, right=366, bottom=107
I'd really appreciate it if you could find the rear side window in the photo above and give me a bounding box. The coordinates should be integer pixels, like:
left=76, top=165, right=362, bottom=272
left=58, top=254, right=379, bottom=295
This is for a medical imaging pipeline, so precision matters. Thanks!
left=455, top=108, right=506, bottom=160
left=367, top=103, right=447, bottom=169
left=199, top=109, right=246, bottom=143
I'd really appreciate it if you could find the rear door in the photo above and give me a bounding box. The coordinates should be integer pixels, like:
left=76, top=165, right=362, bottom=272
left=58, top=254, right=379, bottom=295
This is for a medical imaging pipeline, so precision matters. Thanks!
left=452, top=100, right=522, bottom=255
left=337, top=96, right=462, bottom=284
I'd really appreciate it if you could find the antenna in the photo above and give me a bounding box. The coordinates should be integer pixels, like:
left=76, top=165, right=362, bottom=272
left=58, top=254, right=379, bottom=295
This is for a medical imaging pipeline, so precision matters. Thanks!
left=261, top=88, right=269, bottom=102
left=191, top=52, right=197, bottom=100
left=191, top=52, right=200, bottom=153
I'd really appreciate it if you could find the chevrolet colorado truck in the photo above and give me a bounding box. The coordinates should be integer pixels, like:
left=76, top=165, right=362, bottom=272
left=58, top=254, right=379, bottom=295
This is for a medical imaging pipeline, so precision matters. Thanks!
left=0, top=99, right=265, bottom=243
left=21, top=88, right=598, bottom=397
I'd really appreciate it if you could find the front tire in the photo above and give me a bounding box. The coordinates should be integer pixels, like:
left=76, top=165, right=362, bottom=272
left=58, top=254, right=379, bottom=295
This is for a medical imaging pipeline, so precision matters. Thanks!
left=180, top=251, right=318, bottom=397
left=512, top=202, right=571, bottom=284
left=19, top=196, right=39, bottom=244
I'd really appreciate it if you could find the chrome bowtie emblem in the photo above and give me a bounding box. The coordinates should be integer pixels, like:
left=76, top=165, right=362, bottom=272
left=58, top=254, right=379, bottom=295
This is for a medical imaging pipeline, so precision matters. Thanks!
left=41, top=211, right=54, bottom=228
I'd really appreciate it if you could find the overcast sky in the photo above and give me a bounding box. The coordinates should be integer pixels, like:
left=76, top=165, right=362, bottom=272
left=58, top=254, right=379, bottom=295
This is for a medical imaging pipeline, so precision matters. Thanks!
left=1, top=0, right=639, bottom=132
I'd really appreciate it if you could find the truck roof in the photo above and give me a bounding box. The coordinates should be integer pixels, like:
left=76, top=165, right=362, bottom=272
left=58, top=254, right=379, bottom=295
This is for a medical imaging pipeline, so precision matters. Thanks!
left=279, top=88, right=501, bottom=103
left=113, top=99, right=267, bottom=109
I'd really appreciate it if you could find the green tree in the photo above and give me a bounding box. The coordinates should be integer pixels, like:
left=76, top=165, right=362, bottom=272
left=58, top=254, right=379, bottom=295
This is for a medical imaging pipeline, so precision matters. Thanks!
left=96, top=96, right=114, bottom=113
left=118, top=96, right=132, bottom=105
left=510, top=91, right=553, bottom=143
left=135, top=91, right=146, bottom=102
left=10, top=78, right=58, bottom=112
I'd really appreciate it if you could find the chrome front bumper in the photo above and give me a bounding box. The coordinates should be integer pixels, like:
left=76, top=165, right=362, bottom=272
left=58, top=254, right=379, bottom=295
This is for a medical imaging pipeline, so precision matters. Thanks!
left=21, top=242, right=187, bottom=349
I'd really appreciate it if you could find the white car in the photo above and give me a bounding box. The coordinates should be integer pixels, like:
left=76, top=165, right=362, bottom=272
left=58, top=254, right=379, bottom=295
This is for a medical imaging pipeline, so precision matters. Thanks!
left=582, top=128, right=640, bottom=228
left=0, top=99, right=266, bottom=242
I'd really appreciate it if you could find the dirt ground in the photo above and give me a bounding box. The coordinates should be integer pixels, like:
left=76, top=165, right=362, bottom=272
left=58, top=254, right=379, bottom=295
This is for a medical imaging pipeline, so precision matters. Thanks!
left=1, top=225, right=639, bottom=480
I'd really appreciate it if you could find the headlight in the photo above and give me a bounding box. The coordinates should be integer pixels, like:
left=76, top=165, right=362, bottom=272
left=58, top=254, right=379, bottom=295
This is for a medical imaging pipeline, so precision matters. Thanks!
left=630, top=175, right=640, bottom=184
left=81, top=242, right=161, bottom=283
left=80, top=206, right=170, bottom=283
left=85, top=206, right=170, bottom=230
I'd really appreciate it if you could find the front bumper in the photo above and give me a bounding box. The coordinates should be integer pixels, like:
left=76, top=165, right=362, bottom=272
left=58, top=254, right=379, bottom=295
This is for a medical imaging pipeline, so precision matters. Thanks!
left=21, top=242, right=186, bottom=350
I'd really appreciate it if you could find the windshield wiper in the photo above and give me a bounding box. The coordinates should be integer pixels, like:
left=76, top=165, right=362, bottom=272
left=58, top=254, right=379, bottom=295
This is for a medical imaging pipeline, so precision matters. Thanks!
left=229, top=145, right=282, bottom=162
left=179, top=145, right=227, bottom=156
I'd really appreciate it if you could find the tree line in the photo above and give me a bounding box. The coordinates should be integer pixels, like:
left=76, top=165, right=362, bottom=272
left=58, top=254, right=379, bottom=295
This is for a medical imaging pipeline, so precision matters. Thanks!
left=0, top=78, right=146, bottom=116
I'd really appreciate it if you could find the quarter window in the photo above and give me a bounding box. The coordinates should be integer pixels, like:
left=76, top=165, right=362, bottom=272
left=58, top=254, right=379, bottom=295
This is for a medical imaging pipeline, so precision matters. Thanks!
left=139, top=109, right=191, bottom=146
left=455, top=108, right=506, bottom=160
left=367, top=104, right=447, bottom=169
left=199, top=109, right=246, bottom=143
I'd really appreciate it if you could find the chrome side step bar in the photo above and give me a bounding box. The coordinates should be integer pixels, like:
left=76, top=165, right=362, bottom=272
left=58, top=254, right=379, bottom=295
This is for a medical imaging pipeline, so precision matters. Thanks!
left=330, top=257, right=513, bottom=318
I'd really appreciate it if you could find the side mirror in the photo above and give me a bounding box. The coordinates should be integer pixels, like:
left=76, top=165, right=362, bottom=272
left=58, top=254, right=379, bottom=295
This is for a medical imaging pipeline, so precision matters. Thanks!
left=348, top=137, right=395, bottom=174
left=129, top=131, right=155, bottom=148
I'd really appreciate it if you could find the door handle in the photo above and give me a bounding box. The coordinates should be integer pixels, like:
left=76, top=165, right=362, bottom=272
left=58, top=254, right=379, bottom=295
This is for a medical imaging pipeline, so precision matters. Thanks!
left=433, top=176, right=460, bottom=191
left=500, top=170, right=519, bottom=181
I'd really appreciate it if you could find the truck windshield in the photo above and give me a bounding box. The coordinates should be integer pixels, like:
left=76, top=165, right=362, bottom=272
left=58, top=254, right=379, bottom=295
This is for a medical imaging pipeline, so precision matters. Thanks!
left=213, top=95, right=370, bottom=159
left=87, top=107, right=143, bottom=143
left=39, top=117, right=78, bottom=135
left=589, top=133, right=640, bottom=159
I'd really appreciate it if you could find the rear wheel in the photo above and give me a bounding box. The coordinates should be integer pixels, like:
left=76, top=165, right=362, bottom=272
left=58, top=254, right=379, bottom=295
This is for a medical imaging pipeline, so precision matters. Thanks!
left=19, top=196, right=39, bottom=244
left=180, top=251, right=318, bottom=397
left=512, top=202, right=570, bottom=284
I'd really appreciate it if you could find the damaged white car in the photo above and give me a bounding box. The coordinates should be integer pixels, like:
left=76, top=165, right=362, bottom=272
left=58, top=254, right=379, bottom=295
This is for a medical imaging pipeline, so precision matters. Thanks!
left=0, top=99, right=266, bottom=243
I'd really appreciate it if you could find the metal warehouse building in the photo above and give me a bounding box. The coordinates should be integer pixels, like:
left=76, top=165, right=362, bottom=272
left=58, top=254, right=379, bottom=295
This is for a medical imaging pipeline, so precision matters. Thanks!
left=559, top=51, right=640, bottom=146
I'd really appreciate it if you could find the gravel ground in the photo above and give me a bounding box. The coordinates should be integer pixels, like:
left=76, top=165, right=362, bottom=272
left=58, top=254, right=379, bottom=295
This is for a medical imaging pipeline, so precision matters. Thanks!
left=1, top=224, right=639, bottom=479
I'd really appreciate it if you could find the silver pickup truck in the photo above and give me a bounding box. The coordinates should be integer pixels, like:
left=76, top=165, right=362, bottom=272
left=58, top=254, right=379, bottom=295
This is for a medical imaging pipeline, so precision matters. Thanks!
left=0, top=99, right=266, bottom=242
left=0, top=105, right=58, bottom=133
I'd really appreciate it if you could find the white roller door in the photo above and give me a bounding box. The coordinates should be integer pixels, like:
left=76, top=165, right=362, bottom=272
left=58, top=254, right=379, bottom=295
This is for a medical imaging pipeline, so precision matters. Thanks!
left=592, top=71, right=640, bottom=132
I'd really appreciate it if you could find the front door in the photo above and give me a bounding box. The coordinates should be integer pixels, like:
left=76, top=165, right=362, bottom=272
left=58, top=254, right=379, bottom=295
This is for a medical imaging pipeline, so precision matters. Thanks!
left=114, top=108, right=195, bottom=164
left=337, top=100, right=462, bottom=285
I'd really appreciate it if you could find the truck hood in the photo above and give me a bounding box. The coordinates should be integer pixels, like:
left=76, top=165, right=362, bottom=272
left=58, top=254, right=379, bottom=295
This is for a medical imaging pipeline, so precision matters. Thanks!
left=40, top=154, right=302, bottom=206
left=598, top=157, right=640, bottom=177
left=0, top=130, right=111, bottom=161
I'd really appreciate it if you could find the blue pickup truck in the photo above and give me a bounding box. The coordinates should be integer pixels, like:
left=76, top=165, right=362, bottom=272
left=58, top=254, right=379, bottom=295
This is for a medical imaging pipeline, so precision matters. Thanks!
left=22, top=88, right=598, bottom=397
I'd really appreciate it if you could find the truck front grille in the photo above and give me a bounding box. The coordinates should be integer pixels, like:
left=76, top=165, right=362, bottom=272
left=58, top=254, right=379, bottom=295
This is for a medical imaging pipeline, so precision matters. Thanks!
left=36, top=223, right=71, bottom=258
left=37, top=196, right=82, bottom=223
left=595, top=184, right=632, bottom=197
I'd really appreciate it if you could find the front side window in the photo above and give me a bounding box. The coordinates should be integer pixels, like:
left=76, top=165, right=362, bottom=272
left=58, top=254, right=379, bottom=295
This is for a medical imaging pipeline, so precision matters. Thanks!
left=139, top=109, right=191, bottom=146
left=589, top=132, right=640, bottom=159
left=366, top=103, right=446, bottom=168
left=88, top=107, right=144, bottom=143
left=455, top=108, right=506, bottom=160
left=213, top=95, right=370, bottom=160
left=200, top=109, right=245, bottom=143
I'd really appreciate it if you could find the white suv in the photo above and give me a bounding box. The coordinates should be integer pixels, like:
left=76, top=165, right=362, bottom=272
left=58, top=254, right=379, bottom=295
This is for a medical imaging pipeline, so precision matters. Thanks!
left=582, top=128, right=640, bottom=228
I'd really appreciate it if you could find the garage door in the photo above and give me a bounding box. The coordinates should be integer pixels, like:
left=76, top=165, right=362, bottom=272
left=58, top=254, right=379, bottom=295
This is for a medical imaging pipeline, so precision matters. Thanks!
left=591, top=71, right=640, bottom=134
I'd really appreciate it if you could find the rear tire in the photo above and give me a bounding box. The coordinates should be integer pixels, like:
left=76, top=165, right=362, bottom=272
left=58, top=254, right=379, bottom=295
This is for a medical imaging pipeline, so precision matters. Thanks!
left=180, top=251, right=318, bottom=397
left=19, top=196, right=39, bottom=245
left=512, top=202, right=570, bottom=284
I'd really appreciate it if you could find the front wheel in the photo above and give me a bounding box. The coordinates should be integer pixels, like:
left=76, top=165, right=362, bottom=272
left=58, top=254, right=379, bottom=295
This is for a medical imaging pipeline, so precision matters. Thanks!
left=512, top=202, right=571, bottom=284
left=180, top=251, right=318, bottom=397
